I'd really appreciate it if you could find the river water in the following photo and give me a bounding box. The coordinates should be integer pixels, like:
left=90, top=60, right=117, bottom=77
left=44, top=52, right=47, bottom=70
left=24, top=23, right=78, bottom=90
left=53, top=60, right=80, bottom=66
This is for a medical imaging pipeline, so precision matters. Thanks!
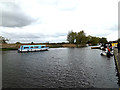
left=2, top=47, right=119, bottom=88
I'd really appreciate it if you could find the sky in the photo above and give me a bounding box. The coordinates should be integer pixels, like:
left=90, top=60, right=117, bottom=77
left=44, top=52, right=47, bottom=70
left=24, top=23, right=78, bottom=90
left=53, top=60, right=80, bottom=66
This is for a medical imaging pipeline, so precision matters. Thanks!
left=0, top=0, right=119, bottom=43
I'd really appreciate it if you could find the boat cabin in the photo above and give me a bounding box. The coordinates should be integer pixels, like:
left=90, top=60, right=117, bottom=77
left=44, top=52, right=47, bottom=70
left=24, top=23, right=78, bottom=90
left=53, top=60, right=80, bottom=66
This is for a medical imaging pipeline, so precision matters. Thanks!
left=18, top=45, right=49, bottom=52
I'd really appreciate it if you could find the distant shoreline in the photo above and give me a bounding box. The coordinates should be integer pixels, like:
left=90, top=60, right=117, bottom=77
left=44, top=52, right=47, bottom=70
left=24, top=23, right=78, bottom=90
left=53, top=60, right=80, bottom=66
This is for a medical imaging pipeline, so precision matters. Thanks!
left=0, top=43, right=87, bottom=51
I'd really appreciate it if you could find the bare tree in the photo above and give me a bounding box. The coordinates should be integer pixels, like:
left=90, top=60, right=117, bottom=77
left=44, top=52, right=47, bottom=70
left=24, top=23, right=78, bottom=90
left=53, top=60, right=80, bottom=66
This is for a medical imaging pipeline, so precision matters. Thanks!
left=0, top=36, right=9, bottom=43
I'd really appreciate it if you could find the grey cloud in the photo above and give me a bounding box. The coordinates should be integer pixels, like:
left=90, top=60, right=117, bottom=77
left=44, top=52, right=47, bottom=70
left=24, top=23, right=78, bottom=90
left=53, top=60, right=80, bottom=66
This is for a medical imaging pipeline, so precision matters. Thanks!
left=93, top=33, right=111, bottom=37
left=0, top=2, right=36, bottom=27
left=43, top=32, right=67, bottom=38
left=0, top=30, right=67, bottom=43
left=58, top=7, right=76, bottom=11
left=38, top=0, right=58, bottom=6
left=52, top=32, right=67, bottom=37
left=118, top=30, right=120, bottom=38
left=109, top=24, right=118, bottom=31
left=1, top=31, right=41, bottom=39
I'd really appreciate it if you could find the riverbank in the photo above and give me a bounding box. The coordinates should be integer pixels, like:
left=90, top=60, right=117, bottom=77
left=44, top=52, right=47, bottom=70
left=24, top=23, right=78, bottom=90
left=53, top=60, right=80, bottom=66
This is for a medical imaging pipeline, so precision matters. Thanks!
left=114, top=48, right=120, bottom=77
left=0, top=43, right=86, bottom=51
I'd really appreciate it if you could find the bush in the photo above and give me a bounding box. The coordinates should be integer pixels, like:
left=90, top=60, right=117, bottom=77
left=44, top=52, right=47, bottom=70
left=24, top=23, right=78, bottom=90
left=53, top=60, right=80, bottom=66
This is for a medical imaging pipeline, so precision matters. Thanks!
left=16, top=42, right=21, bottom=44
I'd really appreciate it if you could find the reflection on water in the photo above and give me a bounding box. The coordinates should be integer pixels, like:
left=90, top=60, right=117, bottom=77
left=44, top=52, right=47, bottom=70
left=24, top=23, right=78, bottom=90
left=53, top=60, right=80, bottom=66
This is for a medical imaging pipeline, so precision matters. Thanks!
left=2, top=47, right=119, bottom=88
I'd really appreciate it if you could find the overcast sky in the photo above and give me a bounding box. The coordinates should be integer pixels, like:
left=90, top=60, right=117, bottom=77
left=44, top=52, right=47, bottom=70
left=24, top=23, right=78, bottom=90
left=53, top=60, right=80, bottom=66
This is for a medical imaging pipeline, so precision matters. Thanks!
left=0, top=0, right=119, bottom=43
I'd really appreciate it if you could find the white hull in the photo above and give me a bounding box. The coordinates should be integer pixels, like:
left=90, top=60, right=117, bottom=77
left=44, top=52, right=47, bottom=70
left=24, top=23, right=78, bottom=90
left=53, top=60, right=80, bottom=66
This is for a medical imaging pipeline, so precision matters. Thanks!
left=18, top=48, right=48, bottom=52
left=100, top=51, right=113, bottom=57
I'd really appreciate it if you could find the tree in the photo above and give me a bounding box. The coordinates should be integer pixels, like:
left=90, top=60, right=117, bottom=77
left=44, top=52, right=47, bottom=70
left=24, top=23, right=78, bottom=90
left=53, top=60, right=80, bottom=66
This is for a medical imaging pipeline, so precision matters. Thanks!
left=76, top=30, right=87, bottom=44
left=67, top=30, right=108, bottom=46
left=90, top=36, right=99, bottom=45
left=31, top=42, right=34, bottom=44
left=16, top=42, right=21, bottom=44
left=99, top=37, right=108, bottom=44
left=0, top=36, right=9, bottom=43
left=67, top=31, right=77, bottom=44
left=86, top=35, right=92, bottom=44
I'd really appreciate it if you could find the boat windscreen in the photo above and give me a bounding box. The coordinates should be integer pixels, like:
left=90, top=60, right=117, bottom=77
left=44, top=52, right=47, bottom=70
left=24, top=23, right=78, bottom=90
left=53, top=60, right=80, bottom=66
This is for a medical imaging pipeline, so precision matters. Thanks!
left=34, top=46, right=38, bottom=48
left=24, top=47, right=29, bottom=49
left=41, top=46, right=45, bottom=48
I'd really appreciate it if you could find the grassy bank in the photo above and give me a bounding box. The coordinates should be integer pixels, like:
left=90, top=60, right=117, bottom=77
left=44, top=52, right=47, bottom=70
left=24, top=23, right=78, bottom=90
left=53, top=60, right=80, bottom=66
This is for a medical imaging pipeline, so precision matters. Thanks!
left=0, top=48, right=18, bottom=51
left=1, top=43, right=86, bottom=51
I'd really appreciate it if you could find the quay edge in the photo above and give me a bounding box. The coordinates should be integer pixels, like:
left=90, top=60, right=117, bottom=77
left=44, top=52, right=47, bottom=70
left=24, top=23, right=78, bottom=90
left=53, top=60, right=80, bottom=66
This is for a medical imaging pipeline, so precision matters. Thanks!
left=114, top=48, right=120, bottom=77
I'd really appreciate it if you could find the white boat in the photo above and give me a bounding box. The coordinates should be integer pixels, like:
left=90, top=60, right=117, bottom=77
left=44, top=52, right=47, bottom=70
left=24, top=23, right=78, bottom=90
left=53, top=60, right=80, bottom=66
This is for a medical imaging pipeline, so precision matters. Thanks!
left=100, top=50, right=113, bottom=57
left=18, top=45, right=49, bottom=52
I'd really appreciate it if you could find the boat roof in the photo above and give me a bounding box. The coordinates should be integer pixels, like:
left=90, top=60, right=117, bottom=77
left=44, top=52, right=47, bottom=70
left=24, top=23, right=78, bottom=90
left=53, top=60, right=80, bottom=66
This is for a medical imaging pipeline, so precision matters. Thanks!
left=21, top=45, right=46, bottom=47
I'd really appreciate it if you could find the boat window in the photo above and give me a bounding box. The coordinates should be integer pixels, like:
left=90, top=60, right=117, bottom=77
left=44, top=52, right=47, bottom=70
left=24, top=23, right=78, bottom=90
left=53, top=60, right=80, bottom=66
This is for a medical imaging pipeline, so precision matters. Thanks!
left=20, top=46, right=23, bottom=49
left=41, top=46, right=45, bottom=48
left=30, top=47, right=34, bottom=48
left=24, top=47, right=29, bottom=49
left=34, top=46, right=38, bottom=48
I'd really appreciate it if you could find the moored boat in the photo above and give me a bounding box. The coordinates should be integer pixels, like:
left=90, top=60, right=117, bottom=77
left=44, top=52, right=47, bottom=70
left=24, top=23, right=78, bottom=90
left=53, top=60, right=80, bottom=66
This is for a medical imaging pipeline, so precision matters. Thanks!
left=100, top=50, right=113, bottom=58
left=18, top=45, right=49, bottom=53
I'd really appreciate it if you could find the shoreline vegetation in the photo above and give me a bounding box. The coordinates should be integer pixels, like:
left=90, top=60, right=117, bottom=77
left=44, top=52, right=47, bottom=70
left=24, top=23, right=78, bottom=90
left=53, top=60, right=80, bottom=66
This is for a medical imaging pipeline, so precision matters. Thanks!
left=0, top=43, right=87, bottom=51
left=1, top=30, right=120, bottom=51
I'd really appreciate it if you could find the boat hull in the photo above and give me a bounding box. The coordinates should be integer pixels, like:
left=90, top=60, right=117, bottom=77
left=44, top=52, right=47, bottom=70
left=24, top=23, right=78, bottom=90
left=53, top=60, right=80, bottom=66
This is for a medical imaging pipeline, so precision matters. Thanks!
left=18, top=48, right=48, bottom=53
left=100, top=51, right=113, bottom=58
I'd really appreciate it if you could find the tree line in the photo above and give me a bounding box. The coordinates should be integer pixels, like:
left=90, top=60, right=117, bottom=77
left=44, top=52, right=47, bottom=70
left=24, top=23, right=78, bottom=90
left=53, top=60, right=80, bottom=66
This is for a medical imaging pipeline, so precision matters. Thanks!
left=67, top=30, right=108, bottom=45
left=0, top=34, right=120, bottom=45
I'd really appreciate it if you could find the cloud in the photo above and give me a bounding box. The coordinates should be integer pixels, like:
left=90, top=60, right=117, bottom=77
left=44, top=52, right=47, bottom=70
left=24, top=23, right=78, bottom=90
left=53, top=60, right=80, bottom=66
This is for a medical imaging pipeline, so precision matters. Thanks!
left=57, top=0, right=77, bottom=11
left=118, top=25, right=120, bottom=38
left=110, top=25, right=118, bottom=31
left=94, top=33, right=111, bottom=37
left=0, top=27, right=67, bottom=43
left=106, top=31, right=118, bottom=41
left=0, top=1, right=36, bottom=27
left=0, top=0, right=119, bottom=43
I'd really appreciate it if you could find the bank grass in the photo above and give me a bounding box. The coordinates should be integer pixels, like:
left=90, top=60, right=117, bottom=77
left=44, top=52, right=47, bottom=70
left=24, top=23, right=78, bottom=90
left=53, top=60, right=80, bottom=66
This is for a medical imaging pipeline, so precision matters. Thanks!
left=48, top=44, right=63, bottom=48
left=1, top=43, right=87, bottom=51
left=0, top=48, right=18, bottom=51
